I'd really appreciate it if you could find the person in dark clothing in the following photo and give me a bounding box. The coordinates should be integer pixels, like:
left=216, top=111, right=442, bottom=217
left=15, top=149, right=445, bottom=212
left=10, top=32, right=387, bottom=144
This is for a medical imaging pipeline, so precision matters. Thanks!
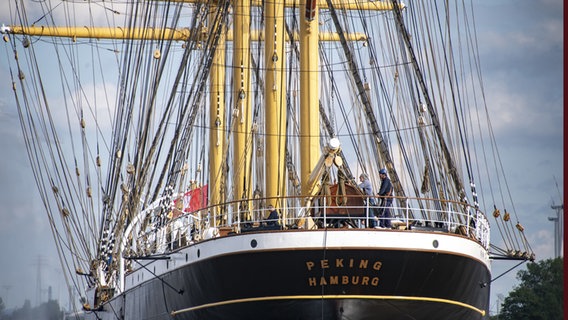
left=377, top=168, right=393, bottom=228
left=265, top=205, right=280, bottom=227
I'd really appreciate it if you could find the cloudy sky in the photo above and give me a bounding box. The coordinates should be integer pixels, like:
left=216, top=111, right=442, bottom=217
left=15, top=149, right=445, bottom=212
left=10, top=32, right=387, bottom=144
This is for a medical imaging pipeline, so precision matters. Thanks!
left=0, top=0, right=563, bottom=315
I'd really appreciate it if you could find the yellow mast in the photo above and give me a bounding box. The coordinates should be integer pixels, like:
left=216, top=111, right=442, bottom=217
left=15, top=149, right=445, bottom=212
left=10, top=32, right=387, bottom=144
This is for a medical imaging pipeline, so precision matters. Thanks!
left=264, top=0, right=287, bottom=207
left=300, top=0, right=320, bottom=197
left=209, top=5, right=227, bottom=216
left=233, top=0, right=253, bottom=217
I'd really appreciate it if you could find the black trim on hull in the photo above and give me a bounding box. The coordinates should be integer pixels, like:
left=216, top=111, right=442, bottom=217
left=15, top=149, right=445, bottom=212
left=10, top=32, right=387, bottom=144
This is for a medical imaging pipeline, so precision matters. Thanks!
left=117, top=247, right=489, bottom=320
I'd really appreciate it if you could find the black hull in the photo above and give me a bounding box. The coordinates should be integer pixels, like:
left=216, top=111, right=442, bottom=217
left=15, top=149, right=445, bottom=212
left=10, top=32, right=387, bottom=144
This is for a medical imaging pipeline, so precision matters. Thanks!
left=96, top=231, right=490, bottom=320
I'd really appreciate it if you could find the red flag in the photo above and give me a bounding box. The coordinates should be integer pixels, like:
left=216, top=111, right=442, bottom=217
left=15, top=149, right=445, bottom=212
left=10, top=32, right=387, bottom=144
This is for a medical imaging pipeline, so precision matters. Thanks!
left=173, top=185, right=208, bottom=217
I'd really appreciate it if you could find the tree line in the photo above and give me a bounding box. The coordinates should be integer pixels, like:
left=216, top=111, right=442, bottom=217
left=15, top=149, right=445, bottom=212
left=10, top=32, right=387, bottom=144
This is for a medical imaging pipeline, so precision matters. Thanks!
left=490, top=257, right=563, bottom=320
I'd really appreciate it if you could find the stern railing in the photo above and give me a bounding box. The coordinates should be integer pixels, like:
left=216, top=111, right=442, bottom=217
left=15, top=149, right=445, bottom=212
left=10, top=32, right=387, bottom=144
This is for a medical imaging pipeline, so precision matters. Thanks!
left=116, top=194, right=490, bottom=292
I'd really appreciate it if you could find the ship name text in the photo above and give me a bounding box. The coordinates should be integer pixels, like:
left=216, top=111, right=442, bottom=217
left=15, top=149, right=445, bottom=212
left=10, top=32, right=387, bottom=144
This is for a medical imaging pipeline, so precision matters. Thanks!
left=305, top=258, right=383, bottom=287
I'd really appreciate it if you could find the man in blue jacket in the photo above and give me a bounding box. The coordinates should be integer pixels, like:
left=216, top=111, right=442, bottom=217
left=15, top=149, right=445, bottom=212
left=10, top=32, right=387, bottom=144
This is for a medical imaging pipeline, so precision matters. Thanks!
left=377, top=168, right=393, bottom=228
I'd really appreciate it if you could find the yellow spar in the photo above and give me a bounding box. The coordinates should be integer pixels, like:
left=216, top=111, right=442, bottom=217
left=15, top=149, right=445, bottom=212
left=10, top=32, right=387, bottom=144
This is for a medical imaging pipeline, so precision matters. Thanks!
left=2, top=25, right=367, bottom=42
left=158, top=0, right=404, bottom=11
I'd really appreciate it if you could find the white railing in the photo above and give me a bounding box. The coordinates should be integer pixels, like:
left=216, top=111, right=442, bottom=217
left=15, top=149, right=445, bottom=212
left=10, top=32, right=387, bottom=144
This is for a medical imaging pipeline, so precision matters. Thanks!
left=114, top=195, right=490, bottom=292
left=123, top=195, right=490, bottom=255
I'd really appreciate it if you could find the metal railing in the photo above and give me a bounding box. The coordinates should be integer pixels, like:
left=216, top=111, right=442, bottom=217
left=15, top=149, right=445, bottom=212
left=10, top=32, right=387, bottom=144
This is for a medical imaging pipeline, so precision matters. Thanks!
left=115, top=194, right=491, bottom=293
left=123, top=195, right=490, bottom=258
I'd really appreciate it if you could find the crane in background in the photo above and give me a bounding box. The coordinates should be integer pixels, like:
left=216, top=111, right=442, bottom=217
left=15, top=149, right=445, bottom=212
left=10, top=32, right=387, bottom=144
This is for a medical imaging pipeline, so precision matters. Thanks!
left=548, top=178, right=563, bottom=258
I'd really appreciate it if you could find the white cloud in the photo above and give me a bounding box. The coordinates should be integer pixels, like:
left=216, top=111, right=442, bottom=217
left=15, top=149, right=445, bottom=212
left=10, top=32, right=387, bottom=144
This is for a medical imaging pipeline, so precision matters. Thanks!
left=530, top=228, right=556, bottom=260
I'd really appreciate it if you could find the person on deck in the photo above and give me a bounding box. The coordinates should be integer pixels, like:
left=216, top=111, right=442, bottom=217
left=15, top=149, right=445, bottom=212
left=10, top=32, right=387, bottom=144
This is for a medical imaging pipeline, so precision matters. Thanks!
left=265, top=205, right=280, bottom=227
left=377, top=168, right=393, bottom=228
left=359, top=173, right=377, bottom=227
left=358, top=174, right=374, bottom=202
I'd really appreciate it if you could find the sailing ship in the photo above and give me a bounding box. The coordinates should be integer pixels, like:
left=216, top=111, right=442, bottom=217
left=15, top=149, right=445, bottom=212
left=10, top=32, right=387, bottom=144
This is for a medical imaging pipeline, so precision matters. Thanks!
left=1, top=0, right=535, bottom=319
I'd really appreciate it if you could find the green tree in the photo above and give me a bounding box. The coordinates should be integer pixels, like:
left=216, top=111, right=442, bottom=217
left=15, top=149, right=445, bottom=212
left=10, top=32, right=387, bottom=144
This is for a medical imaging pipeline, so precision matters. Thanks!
left=497, top=257, right=563, bottom=320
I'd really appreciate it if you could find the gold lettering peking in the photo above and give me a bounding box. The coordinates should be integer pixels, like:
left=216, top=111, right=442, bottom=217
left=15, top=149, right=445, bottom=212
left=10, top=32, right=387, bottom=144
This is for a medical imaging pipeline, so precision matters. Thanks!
left=305, top=257, right=383, bottom=287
